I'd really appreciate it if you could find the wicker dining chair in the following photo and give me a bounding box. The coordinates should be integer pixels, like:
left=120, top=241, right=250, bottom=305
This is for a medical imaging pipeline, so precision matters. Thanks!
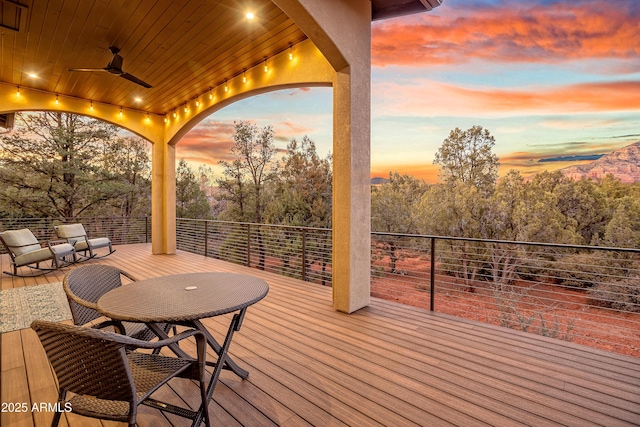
left=63, top=264, right=171, bottom=342
left=31, top=320, right=210, bottom=427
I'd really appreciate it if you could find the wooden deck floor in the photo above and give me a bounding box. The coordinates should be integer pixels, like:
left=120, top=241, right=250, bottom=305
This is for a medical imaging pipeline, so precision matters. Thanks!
left=2, top=244, right=639, bottom=427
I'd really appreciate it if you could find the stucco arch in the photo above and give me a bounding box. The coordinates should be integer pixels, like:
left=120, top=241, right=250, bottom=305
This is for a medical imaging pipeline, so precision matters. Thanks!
left=0, top=83, right=164, bottom=144
left=164, top=40, right=333, bottom=147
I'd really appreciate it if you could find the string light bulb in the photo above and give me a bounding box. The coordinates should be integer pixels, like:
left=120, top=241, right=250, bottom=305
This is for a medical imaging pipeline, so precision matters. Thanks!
left=183, top=102, right=188, bottom=113
left=146, top=112, right=150, bottom=122
left=164, top=115, right=168, bottom=123
left=16, top=86, right=20, bottom=96
left=89, top=100, right=93, bottom=111
left=243, top=70, right=247, bottom=83
left=195, top=97, right=200, bottom=107
left=209, top=88, right=213, bottom=100
left=119, top=106, right=123, bottom=117
left=55, top=94, right=59, bottom=105
left=173, top=109, right=177, bottom=118
left=289, top=45, right=293, bottom=61
left=224, top=79, right=228, bottom=92
left=263, top=58, right=268, bottom=73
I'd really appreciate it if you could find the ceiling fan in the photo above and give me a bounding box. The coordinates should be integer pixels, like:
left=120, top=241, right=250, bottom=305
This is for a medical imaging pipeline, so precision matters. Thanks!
left=68, top=46, right=152, bottom=88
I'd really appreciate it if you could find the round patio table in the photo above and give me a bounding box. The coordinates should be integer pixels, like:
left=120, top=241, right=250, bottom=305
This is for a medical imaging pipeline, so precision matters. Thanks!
left=97, top=272, right=268, bottom=323
left=97, top=272, right=269, bottom=426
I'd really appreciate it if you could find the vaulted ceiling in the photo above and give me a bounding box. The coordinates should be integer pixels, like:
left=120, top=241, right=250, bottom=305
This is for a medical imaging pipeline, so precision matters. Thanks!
left=0, top=0, right=440, bottom=117
left=0, top=0, right=307, bottom=115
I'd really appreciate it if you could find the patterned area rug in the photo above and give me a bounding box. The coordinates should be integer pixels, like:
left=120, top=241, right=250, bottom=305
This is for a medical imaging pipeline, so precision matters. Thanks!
left=0, top=282, right=72, bottom=333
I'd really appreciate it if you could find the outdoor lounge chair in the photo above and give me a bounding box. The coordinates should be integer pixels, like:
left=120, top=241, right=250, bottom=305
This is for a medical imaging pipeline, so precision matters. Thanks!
left=54, top=223, right=114, bottom=260
left=0, top=228, right=76, bottom=276
left=31, top=320, right=210, bottom=427
left=63, top=264, right=173, bottom=343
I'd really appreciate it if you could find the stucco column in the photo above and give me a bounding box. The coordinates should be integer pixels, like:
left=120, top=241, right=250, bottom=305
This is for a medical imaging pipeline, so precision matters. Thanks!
left=274, top=0, right=372, bottom=312
left=151, top=140, right=176, bottom=254
left=332, top=66, right=371, bottom=313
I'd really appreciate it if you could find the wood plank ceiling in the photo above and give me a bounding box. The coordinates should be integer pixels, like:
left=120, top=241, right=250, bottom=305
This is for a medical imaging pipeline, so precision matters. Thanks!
left=0, top=0, right=308, bottom=115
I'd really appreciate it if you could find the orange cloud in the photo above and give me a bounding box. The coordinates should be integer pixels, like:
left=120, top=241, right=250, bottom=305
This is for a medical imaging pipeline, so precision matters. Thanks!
left=372, top=1, right=640, bottom=67
left=178, top=119, right=318, bottom=163
left=376, top=79, right=640, bottom=117
left=178, top=121, right=236, bottom=163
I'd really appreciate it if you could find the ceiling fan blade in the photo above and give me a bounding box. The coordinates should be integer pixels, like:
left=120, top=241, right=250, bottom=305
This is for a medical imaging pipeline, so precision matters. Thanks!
left=68, top=67, right=108, bottom=72
left=67, top=46, right=151, bottom=88
left=120, top=73, right=152, bottom=88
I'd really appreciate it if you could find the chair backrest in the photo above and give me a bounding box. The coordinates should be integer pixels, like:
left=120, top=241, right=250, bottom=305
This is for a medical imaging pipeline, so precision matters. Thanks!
left=31, top=320, right=135, bottom=402
left=63, top=264, right=132, bottom=325
left=0, top=229, right=42, bottom=256
left=55, top=223, right=87, bottom=241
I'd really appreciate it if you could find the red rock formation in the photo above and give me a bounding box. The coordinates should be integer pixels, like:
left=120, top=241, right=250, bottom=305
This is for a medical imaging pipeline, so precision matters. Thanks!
left=560, top=141, right=640, bottom=183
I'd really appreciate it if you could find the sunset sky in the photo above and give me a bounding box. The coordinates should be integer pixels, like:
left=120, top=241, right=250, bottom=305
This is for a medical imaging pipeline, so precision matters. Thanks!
left=178, top=0, right=640, bottom=183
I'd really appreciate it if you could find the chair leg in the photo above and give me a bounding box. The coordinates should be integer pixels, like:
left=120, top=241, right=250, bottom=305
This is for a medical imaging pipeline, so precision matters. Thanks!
left=200, top=379, right=211, bottom=427
left=127, top=402, right=137, bottom=427
left=51, top=390, right=66, bottom=427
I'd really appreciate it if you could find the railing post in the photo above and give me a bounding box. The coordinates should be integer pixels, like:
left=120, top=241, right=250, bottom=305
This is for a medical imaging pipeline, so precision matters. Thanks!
left=204, top=220, right=209, bottom=257
left=430, top=237, right=436, bottom=312
left=246, top=224, right=251, bottom=267
left=302, top=228, right=307, bottom=282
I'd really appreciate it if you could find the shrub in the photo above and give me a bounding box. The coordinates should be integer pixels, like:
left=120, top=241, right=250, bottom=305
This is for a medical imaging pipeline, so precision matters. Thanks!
left=589, top=277, right=640, bottom=312
left=555, top=253, right=610, bottom=289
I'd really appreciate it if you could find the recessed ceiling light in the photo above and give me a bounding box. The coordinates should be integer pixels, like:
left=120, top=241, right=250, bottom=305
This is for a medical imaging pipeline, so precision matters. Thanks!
left=134, top=97, right=142, bottom=103
left=28, top=73, right=38, bottom=78
left=246, top=12, right=255, bottom=20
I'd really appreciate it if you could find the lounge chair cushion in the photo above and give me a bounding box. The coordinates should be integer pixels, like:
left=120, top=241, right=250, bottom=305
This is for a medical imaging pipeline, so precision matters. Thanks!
left=74, top=237, right=111, bottom=251
left=55, top=224, right=88, bottom=242
left=2, top=229, right=42, bottom=256
left=13, top=246, right=55, bottom=267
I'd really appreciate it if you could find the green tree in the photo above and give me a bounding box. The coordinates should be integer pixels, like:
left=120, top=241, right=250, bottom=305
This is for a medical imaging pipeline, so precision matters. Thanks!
left=217, top=121, right=278, bottom=270
left=416, top=181, right=489, bottom=290
left=372, top=172, right=426, bottom=234
left=176, top=159, right=211, bottom=218
left=433, top=125, right=499, bottom=191
left=217, top=121, right=278, bottom=223
left=197, top=164, right=225, bottom=218
left=265, top=136, right=332, bottom=279
left=267, top=136, right=332, bottom=228
left=372, top=172, right=427, bottom=273
left=603, top=196, right=640, bottom=248
left=417, top=181, right=487, bottom=238
left=102, top=136, right=152, bottom=217
left=492, top=170, right=578, bottom=244
left=0, top=112, right=121, bottom=218
left=554, top=178, right=609, bottom=245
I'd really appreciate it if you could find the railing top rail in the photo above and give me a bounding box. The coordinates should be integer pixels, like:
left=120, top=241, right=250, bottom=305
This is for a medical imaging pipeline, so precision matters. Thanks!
left=179, top=218, right=330, bottom=233
left=0, top=216, right=149, bottom=221
left=371, top=231, right=640, bottom=254
left=2, top=216, right=637, bottom=254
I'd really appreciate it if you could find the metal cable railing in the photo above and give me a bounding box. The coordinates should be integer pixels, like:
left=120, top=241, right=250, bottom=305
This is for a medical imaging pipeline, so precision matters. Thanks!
left=371, top=232, right=640, bottom=356
left=2, top=216, right=638, bottom=355
left=0, top=216, right=149, bottom=250
left=176, top=219, right=333, bottom=287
